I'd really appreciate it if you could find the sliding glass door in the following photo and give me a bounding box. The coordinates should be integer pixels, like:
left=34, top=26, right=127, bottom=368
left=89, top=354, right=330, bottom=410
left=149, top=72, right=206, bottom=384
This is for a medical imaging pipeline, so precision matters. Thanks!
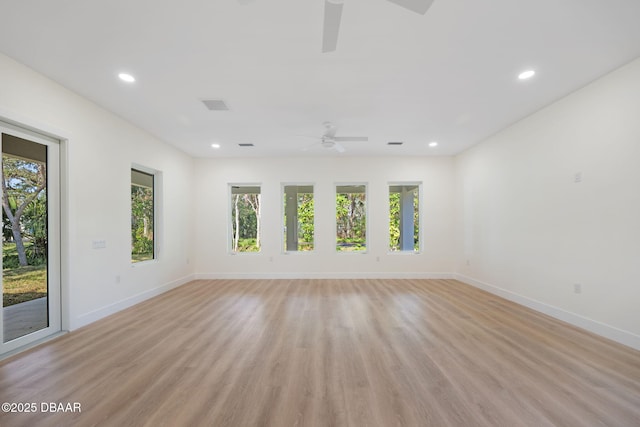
left=0, top=123, right=60, bottom=354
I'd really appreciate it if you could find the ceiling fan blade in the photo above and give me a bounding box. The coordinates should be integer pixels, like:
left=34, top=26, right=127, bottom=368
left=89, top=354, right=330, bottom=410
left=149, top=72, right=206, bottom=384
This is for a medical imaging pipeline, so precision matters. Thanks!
left=386, top=0, right=434, bottom=15
left=322, top=0, right=344, bottom=53
left=334, top=136, right=368, bottom=142
left=296, top=134, right=321, bottom=140
left=334, top=142, right=346, bottom=153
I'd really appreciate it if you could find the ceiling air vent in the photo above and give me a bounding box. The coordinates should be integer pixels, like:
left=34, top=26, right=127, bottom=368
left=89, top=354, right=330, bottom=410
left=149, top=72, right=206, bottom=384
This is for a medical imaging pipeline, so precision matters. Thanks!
left=387, top=141, right=403, bottom=146
left=238, top=143, right=254, bottom=147
left=201, top=99, right=230, bottom=111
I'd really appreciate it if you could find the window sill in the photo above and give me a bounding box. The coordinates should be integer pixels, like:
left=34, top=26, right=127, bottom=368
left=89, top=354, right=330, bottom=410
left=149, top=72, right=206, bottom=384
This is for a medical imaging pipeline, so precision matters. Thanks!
left=386, top=251, right=421, bottom=255
left=131, top=259, right=159, bottom=267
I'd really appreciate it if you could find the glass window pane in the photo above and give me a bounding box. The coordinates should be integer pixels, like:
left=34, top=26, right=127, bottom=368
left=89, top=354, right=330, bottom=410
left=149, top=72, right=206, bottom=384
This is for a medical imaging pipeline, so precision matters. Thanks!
left=131, top=169, right=155, bottom=262
left=231, top=185, right=261, bottom=253
left=389, top=184, right=420, bottom=252
left=2, top=135, right=49, bottom=342
left=283, top=185, right=314, bottom=252
left=336, top=185, right=367, bottom=252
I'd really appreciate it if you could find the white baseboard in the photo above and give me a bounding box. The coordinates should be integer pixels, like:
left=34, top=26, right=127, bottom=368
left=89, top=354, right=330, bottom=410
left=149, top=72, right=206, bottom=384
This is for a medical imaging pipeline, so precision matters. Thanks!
left=454, top=274, right=640, bottom=352
left=194, top=272, right=454, bottom=280
left=72, top=274, right=195, bottom=330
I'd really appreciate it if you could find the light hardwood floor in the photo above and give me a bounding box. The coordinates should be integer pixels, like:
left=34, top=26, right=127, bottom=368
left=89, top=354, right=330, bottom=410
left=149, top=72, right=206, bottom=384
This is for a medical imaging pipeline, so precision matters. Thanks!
left=1, top=279, right=639, bottom=427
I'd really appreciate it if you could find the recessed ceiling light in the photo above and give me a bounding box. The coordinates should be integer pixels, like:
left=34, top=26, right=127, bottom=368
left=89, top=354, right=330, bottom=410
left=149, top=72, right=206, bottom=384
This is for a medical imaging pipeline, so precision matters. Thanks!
left=518, top=70, right=536, bottom=80
left=428, top=141, right=438, bottom=147
left=211, top=143, right=221, bottom=149
left=118, top=73, right=135, bottom=83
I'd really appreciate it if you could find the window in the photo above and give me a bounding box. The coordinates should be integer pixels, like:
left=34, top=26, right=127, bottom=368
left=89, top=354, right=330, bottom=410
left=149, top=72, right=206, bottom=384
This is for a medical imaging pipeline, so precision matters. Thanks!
left=230, top=185, right=261, bottom=253
left=389, top=184, right=420, bottom=252
left=131, top=168, right=155, bottom=262
left=336, top=184, right=367, bottom=252
left=283, top=185, right=314, bottom=252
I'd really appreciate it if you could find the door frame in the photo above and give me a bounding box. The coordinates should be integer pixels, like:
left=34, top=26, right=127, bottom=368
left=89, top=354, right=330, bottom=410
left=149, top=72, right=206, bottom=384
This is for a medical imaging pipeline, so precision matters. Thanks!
left=0, top=119, right=63, bottom=355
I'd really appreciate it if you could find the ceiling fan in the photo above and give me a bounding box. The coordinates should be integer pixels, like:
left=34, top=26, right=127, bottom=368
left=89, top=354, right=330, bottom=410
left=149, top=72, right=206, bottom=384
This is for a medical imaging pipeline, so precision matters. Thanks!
left=322, top=0, right=435, bottom=52
left=306, top=122, right=368, bottom=153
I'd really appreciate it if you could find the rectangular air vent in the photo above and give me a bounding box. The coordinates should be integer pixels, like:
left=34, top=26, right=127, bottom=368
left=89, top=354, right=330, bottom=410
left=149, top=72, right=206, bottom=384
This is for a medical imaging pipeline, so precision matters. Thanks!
left=201, top=99, right=230, bottom=111
left=238, top=143, right=254, bottom=147
left=387, top=141, right=403, bottom=145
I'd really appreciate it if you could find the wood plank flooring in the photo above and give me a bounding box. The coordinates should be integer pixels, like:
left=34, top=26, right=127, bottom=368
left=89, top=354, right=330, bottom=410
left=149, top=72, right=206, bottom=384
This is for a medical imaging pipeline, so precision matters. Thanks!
left=1, top=279, right=639, bottom=427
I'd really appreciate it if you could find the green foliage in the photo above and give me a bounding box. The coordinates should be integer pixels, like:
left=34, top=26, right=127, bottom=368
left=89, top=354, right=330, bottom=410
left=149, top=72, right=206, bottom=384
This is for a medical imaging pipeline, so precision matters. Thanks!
left=3, top=242, right=47, bottom=268
left=336, top=192, right=366, bottom=251
left=283, top=191, right=314, bottom=251
left=133, top=229, right=153, bottom=253
left=335, top=237, right=366, bottom=252
left=232, top=195, right=258, bottom=239
left=2, top=210, right=12, bottom=241
left=2, top=263, right=47, bottom=307
left=232, top=193, right=261, bottom=252
left=131, top=252, right=153, bottom=262
left=2, top=154, right=48, bottom=266
left=131, top=185, right=154, bottom=261
left=23, top=195, right=48, bottom=264
left=389, top=189, right=420, bottom=251
left=389, top=192, right=401, bottom=250
left=297, top=193, right=314, bottom=250
left=413, top=192, right=420, bottom=250
left=237, top=238, right=260, bottom=252
left=2, top=156, right=43, bottom=198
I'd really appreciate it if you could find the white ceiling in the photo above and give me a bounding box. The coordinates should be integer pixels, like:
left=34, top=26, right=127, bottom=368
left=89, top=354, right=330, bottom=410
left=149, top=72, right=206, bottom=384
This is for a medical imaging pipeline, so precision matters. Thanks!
left=1, top=0, right=640, bottom=158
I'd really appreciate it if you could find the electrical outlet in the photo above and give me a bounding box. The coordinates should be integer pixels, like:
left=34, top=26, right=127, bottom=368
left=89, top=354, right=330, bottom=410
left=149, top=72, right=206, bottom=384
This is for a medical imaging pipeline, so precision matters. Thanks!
left=574, top=283, right=582, bottom=294
left=115, top=275, right=121, bottom=284
left=92, top=240, right=106, bottom=249
left=466, top=259, right=470, bottom=266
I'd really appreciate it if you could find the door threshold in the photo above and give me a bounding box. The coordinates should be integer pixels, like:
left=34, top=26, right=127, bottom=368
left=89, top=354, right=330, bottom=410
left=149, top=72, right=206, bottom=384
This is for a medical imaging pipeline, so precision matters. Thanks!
left=0, top=331, right=68, bottom=362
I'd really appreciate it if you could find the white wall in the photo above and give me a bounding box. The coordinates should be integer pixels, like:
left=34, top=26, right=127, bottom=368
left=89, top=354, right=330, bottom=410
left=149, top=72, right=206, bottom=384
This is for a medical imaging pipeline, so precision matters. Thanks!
left=0, top=52, right=195, bottom=330
left=455, top=58, right=640, bottom=349
left=194, top=156, right=456, bottom=278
